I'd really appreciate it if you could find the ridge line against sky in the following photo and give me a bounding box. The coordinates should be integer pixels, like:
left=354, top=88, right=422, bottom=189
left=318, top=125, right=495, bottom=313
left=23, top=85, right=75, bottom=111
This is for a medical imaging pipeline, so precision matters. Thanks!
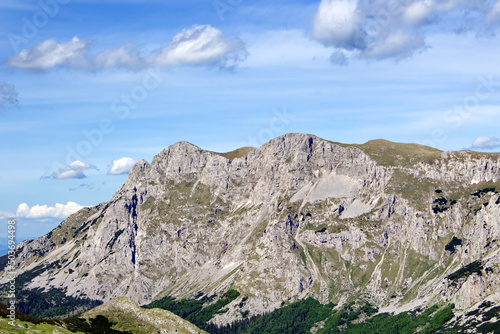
left=1, top=0, right=500, bottom=241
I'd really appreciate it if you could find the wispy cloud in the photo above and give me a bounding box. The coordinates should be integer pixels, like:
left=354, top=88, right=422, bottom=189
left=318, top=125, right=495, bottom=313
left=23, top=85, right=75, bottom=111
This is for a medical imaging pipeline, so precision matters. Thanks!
left=471, top=136, right=500, bottom=150
left=43, top=161, right=97, bottom=179
left=6, top=25, right=247, bottom=72
left=69, top=182, right=105, bottom=191
left=93, top=44, right=144, bottom=71
left=16, top=201, right=85, bottom=219
left=312, top=0, right=500, bottom=64
left=108, top=157, right=136, bottom=175
left=0, top=82, right=19, bottom=108
left=0, top=211, right=15, bottom=219
left=486, top=1, right=500, bottom=28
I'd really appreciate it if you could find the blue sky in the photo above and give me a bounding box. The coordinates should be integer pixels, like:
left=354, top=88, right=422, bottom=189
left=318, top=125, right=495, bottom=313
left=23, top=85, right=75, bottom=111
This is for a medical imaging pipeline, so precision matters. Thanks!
left=1, top=0, right=500, bottom=242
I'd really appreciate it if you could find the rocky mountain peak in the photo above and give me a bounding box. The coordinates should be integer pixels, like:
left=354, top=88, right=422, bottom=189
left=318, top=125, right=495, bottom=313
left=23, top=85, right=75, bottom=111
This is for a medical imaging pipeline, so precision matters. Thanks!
left=2, top=133, right=500, bottom=328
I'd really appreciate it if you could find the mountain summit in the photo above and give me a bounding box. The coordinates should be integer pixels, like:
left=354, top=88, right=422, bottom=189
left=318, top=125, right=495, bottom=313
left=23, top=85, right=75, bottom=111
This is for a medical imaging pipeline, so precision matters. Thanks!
left=2, top=133, right=500, bottom=327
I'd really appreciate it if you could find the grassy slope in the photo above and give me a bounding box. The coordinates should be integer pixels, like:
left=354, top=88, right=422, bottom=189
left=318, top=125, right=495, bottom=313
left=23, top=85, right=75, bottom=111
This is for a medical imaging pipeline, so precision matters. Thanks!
left=326, top=137, right=500, bottom=168
left=82, top=297, right=208, bottom=334
left=217, top=147, right=255, bottom=160
left=354, top=139, right=442, bottom=167
left=0, top=318, right=82, bottom=334
left=0, top=302, right=133, bottom=333
left=0, top=302, right=81, bottom=334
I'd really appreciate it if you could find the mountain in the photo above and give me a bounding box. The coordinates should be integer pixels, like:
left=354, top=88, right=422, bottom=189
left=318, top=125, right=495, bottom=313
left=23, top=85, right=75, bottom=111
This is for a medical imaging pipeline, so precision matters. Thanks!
left=1, top=133, right=500, bottom=330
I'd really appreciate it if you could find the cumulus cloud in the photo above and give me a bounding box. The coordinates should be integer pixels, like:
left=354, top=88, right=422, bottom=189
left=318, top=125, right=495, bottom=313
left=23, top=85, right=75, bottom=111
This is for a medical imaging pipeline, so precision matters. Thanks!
left=45, top=161, right=97, bottom=179
left=151, top=25, right=247, bottom=69
left=313, top=0, right=363, bottom=49
left=401, top=0, right=432, bottom=25
left=312, top=0, right=500, bottom=63
left=0, top=82, right=19, bottom=108
left=472, top=136, right=500, bottom=150
left=7, top=25, right=247, bottom=72
left=108, top=157, right=136, bottom=175
left=16, top=201, right=84, bottom=219
left=400, top=0, right=456, bottom=26
left=7, top=36, right=90, bottom=71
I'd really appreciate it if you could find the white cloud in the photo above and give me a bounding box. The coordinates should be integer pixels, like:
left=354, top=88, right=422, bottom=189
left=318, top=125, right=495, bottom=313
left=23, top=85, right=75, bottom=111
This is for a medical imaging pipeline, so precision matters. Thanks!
left=401, top=0, right=457, bottom=26
left=7, top=36, right=90, bottom=71
left=151, top=25, right=247, bottom=68
left=0, top=82, right=19, bottom=108
left=402, top=0, right=433, bottom=25
left=108, top=157, right=136, bottom=175
left=47, top=160, right=97, bottom=179
left=312, top=0, right=500, bottom=63
left=472, top=136, right=500, bottom=149
left=16, top=201, right=85, bottom=219
left=313, top=0, right=362, bottom=49
left=7, top=25, right=247, bottom=72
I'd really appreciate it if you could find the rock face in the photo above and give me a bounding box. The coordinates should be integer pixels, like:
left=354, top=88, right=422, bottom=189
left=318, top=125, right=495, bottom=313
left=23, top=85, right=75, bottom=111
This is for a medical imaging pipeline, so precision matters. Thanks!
left=1, top=133, right=500, bottom=324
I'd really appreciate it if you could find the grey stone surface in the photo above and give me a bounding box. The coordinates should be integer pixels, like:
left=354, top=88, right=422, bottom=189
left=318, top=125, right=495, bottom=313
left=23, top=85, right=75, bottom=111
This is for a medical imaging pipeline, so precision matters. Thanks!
left=2, top=133, right=500, bottom=325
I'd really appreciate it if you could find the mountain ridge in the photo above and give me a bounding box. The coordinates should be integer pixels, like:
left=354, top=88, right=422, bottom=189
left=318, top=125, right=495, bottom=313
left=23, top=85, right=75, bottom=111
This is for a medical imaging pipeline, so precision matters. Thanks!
left=1, top=133, right=500, bottom=329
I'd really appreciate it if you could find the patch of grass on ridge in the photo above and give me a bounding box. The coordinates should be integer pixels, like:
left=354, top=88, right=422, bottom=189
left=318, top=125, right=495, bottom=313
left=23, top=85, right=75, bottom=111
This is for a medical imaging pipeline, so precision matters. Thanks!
left=355, top=139, right=442, bottom=167
left=218, top=147, right=255, bottom=160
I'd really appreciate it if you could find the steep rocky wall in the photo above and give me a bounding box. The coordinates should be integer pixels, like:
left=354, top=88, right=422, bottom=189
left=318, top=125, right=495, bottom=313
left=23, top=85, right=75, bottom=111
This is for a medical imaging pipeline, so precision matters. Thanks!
left=1, top=133, right=500, bottom=324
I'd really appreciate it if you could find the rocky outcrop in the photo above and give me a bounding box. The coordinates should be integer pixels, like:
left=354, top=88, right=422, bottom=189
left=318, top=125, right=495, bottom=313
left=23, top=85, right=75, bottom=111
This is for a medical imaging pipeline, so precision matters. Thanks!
left=1, top=133, right=500, bottom=324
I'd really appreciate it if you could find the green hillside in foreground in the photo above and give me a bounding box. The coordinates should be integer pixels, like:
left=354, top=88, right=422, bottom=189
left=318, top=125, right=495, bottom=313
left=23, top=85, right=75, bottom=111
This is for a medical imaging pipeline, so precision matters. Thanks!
left=0, top=299, right=205, bottom=334
left=2, top=294, right=500, bottom=333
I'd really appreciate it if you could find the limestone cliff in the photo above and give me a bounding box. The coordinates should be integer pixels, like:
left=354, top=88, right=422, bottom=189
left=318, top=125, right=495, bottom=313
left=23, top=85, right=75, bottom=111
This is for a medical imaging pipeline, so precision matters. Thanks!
left=1, top=133, right=500, bottom=326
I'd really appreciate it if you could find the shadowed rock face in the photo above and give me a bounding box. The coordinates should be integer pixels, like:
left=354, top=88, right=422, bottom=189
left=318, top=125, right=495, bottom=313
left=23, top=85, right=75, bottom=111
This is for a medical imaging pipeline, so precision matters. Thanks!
left=2, top=133, right=500, bottom=324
